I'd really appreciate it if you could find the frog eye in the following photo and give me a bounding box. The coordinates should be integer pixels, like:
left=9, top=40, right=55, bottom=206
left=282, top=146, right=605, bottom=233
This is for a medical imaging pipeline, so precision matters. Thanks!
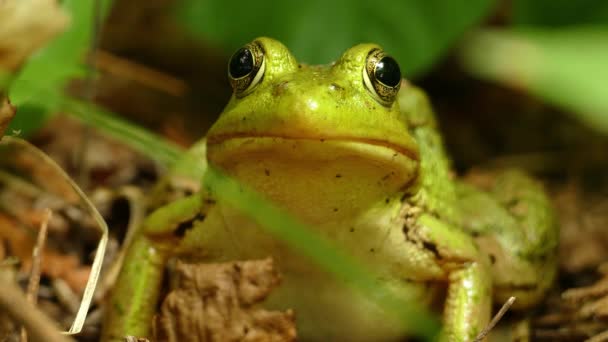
left=228, top=41, right=266, bottom=97
left=363, top=48, right=401, bottom=105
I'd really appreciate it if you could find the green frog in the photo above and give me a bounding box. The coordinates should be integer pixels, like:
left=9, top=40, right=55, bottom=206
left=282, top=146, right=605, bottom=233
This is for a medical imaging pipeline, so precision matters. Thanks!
left=102, top=37, right=558, bottom=341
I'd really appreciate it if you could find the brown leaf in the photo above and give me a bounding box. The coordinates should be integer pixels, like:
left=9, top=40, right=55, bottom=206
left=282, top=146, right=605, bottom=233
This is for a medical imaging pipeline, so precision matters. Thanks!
left=0, top=213, right=90, bottom=292
left=154, top=258, right=296, bottom=342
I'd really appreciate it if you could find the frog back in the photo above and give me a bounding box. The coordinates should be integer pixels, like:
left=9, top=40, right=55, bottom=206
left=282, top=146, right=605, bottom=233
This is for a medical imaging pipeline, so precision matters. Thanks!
left=398, top=84, right=461, bottom=226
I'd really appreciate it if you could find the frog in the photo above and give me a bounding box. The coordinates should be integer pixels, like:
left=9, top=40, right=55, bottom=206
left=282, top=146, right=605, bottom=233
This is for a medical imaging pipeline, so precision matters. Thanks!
left=102, top=37, right=558, bottom=342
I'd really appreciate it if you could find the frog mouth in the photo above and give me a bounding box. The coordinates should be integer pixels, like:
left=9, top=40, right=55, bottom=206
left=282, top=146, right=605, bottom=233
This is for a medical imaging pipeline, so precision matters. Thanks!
left=206, top=133, right=419, bottom=162
left=206, top=134, right=420, bottom=221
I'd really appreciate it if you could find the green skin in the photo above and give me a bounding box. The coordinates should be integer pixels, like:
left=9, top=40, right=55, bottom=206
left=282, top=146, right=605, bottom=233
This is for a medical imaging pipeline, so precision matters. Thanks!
left=102, top=37, right=558, bottom=341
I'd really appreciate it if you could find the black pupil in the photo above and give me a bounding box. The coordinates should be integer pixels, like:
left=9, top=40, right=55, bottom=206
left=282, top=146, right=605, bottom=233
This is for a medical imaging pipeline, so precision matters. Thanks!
left=229, top=48, right=254, bottom=78
left=375, top=56, right=401, bottom=87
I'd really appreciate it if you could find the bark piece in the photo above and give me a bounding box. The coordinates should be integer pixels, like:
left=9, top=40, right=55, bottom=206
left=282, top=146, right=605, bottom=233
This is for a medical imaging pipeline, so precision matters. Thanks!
left=155, top=258, right=296, bottom=342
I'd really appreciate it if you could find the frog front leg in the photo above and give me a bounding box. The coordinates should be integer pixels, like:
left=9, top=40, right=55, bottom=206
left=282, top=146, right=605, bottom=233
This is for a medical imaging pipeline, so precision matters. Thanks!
left=102, top=194, right=207, bottom=341
left=405, top=212, right=492, bottom=341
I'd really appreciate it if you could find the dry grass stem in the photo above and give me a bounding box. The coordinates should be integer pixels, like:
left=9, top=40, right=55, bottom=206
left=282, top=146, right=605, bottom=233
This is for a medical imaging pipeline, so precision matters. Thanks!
left=0, top=279, right=72, bottom=342
left=20, top=208, right=52, bottom=342
left=95, top=50, right=188, bottom=96
left=473, top=296, right=516, bottom=342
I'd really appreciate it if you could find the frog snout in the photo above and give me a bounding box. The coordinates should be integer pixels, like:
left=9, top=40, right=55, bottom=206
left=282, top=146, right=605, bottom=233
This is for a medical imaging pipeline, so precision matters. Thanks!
left=272, top=83, right=343, bottom=116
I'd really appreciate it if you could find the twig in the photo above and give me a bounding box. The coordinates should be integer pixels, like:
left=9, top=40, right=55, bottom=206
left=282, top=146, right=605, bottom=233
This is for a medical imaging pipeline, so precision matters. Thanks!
left=473, top=296, right=516, bottom=342
left=0, top=278, right=72, bottom=342
left=52, top=278, right=80, bottom=314
left=95, top=50, right=188, bottom=96
left=20, top=208, right=52, bottom=342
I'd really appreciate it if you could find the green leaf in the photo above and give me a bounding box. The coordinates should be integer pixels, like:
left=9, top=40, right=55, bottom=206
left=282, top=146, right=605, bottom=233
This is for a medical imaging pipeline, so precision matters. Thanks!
left=6, top=103, right=49, bottom=136
left=175, top=0, right=496, bottom=76
left=459, top=26, right=608, bottom=134
left=512, top=0, right=608, bottom=26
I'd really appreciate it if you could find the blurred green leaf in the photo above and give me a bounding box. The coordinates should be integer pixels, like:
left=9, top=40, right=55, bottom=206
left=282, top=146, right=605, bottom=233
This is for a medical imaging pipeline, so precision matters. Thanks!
left=7, top=103, right=48, bottom=135
left=459, top=26, right=608, bottom=134
left=512, top=0, right=608, bottom=26
left=8, top=0, right=114, bottom=135
left=175, top=0, right=496, bottom=76
left=64, top=97, right=185, bottom=167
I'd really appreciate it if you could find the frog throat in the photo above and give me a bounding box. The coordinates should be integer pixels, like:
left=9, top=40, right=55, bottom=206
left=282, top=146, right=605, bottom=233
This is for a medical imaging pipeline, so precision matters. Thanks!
left=206, top=136, right=419, bottom=224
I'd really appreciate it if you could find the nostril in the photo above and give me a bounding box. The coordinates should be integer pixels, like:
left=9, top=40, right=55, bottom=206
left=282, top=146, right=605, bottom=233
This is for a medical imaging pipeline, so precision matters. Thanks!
left=329, top=83, right=344, bottom=91
left=273, top=81, right=290, bottom=96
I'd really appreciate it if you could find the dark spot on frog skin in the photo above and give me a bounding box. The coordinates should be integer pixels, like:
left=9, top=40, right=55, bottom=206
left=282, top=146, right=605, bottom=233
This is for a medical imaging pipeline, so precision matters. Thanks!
left=335, top=174, right=342, bottom=178
left=402, top=223, right=410, bottom=235
left=369, top=248, right=375, bottom=253
left=329, top=83, right=344, bottom=91
left=320, top=139, right=325, bottom=142
left=507, top=199, right=529, bottom=217
left=349, top=227, right=355, bottom=232
left=381, top=172, right=395, bottom=182
left=489, top=254, right=496, bottom=264
left=242, top=117, right=247, bottom=121
left=333, top=208, right=339, bottom=212
left=497, top=283, right=538, bottom=292
left=174, top=213, right=206, bottom=238
left=385, top=197, right=390, bottom=204
left=422, top=241, right=440, bottom=259
left=272, top=81, right=290, bottom=96
left=264, top=169, right=270, bottom=176
left=506, top=198, right=522, bottom=212
left=298, top=64, right=302, bottom=69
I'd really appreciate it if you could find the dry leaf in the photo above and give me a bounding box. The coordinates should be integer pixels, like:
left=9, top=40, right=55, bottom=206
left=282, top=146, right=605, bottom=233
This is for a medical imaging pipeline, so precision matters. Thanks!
left=0, top=0, right=68, bottom=72
left=155, top=258, right=296, bottom=342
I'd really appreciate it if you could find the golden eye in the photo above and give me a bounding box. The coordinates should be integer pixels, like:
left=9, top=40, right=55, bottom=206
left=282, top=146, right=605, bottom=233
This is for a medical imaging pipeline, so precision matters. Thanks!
left=363, top=48, right=401, bottom=105
left=228, top=41, right=265, bottom=97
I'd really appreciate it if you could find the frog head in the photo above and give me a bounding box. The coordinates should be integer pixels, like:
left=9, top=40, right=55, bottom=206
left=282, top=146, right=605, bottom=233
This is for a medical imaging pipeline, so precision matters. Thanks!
left=207, top=37, right=419, bottom=224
